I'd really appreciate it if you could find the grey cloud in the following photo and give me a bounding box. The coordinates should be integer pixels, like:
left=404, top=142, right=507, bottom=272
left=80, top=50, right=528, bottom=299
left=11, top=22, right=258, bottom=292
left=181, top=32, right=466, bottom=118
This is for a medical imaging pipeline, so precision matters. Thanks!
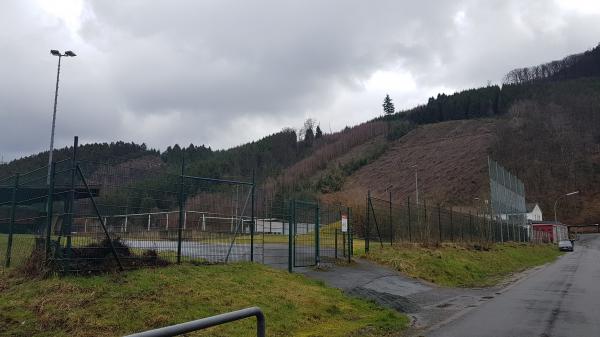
left=1, top=0, right=599, bottom=161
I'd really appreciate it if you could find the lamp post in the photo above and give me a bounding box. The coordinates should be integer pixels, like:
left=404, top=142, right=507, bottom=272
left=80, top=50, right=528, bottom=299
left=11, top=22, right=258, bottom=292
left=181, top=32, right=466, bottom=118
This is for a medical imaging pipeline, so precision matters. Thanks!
left=47, top=49, right=76, bottom=184
left=553, top=191, right=579, bottom=224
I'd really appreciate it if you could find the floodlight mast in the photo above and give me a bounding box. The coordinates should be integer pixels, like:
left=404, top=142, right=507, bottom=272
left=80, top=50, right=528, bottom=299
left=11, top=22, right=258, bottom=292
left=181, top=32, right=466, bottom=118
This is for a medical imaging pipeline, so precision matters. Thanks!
left=47, top=49, right=76, bottom=184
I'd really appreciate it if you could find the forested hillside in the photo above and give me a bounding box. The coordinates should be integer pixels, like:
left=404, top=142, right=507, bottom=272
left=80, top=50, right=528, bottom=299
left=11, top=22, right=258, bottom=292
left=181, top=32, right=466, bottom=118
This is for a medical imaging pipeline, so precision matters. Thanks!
left=0, top=142, right=158, bottom=177
left=2, top=44, right=599, bottom=224
left=490, top=78, right=600, bottom=224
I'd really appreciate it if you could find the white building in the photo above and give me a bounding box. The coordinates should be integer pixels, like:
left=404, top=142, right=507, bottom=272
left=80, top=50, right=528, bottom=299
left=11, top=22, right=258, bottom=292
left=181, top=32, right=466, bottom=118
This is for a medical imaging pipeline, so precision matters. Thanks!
left=526, top=203, right=543, bottom=221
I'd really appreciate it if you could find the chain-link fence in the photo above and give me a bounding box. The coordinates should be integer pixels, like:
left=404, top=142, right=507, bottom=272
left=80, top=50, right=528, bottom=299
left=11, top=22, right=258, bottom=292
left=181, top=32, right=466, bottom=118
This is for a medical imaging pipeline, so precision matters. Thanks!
left=1, top=139, right=352, bottom=274
left=362, top=192, right=533, bottom=252
left=0, top=165, right=52, bottom=271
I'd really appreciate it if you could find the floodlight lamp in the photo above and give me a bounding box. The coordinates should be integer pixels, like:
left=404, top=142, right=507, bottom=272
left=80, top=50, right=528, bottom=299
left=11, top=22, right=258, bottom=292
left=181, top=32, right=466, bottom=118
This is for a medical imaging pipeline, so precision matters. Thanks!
left=64, top=50, right=76, bottom=57
left=50, top=50, right=61, bottom=56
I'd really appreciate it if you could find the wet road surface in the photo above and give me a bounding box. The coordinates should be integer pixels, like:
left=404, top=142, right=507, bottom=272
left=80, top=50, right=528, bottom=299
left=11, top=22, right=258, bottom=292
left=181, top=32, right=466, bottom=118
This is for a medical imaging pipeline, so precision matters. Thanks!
left=427, top=234, right=600, bottom=337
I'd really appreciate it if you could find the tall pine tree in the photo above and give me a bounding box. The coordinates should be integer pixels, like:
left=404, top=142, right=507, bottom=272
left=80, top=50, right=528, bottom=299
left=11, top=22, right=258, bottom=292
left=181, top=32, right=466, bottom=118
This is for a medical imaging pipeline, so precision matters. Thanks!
left=383, top=94, right=395, bottom=115
left=315, top=125, right=323, bottom=139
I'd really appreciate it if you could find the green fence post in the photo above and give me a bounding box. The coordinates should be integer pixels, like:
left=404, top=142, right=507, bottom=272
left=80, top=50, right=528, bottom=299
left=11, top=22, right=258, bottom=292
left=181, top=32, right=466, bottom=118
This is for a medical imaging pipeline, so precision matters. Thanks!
left=315, top=202, right=320, bottom=266
left=288, top=200, right=293, bottom=273
left=282, top=201, right=292, bottom=273
left=365, top=191, right=370, bottom=253
left=334, top=229, right=338, bottom=259
left=45, top=163, right=56, bottom=263
left=424, top=200, right=428, bottom=239
left=5, top=174, right=19, bottom=268
left=389, top=190, right=393, bottom=245
left=65, top=136, right=78, bottom=270
left=450, top=207, right=454, bottom=242
left=342, top=225, right=346, bottom=257
left=339, top=209, right=345, bottom=258
left=250, top=171, right=255, bottom=262
left=347, top=206, right=352, bottom=263
left=437, top=204, right=442, bottom=243
left=407, top=196, right=412, bottom=242
left=469, top=211, right=472, bottom=242
left=177, top=156, right=185, bottom=264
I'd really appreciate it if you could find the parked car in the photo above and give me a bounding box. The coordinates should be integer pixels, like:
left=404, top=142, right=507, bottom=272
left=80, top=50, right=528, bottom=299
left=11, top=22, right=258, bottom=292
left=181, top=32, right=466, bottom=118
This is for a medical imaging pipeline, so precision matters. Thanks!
left=558, top=240, right=574, bottom=252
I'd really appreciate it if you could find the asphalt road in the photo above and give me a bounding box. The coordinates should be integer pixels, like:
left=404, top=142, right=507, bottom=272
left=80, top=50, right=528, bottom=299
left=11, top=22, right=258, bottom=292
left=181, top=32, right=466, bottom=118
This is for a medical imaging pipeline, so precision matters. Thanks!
left=427, top=234, right=600, bottom=337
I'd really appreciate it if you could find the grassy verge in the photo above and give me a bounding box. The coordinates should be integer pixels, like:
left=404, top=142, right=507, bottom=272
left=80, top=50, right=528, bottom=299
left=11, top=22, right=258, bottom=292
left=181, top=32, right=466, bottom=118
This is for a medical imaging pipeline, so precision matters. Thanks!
left=361, top=242, right=562, bottom=287
left=0, top=263, right=408, bottom=337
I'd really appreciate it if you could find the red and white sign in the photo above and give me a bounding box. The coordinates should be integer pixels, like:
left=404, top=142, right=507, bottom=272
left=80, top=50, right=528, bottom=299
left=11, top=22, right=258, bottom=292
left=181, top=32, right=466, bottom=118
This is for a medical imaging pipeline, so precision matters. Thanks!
left=341, top=214, right=348, bottom=232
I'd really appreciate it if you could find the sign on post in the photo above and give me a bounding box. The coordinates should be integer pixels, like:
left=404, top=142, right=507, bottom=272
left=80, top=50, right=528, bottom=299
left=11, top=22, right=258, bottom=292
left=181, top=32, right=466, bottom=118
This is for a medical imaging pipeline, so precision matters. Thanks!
left=341, top=214, right=348, bottom=232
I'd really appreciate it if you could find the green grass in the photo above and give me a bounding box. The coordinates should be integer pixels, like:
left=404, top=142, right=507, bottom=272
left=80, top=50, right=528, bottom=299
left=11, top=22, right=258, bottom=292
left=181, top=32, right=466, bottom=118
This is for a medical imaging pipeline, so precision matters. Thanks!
left=0, top=263, right=408, bottom=337
left=0, top=234, right=36, bottom=269
left=361, top=242, right=562, bottom=287
left=235, top=222, right=351, bottom=251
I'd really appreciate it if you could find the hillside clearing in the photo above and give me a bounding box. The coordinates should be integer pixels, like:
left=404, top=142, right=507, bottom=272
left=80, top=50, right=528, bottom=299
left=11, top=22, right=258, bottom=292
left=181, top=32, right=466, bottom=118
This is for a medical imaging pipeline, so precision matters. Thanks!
left=361, top=242, right=561, bottom=287
left=0, top=263, right=408, bottom=337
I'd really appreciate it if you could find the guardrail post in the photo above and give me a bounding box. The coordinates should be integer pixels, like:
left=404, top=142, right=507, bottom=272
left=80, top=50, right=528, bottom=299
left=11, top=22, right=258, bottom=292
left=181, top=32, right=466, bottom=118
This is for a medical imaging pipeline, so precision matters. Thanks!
left=5, top=174, right=19, bottom=268
left=45, top=163, right=56, bottom=263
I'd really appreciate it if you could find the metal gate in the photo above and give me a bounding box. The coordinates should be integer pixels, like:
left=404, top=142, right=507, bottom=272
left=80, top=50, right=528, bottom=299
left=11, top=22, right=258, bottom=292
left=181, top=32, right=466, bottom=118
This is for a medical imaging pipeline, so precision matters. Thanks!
left=292, top=200, right=318, bottom=267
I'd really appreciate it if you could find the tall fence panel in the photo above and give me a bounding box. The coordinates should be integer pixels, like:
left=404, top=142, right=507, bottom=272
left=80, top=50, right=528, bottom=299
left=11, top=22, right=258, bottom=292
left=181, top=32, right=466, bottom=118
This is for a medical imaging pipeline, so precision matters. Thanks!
left=318, top=203, right=351, bottom=264
left=2, top=146, right=353, bottom=274
left=0, top=166, right=52, bottom=271
left=363, top=192, right=529, bottom=252
left=50, top=159, right=259, bottom=273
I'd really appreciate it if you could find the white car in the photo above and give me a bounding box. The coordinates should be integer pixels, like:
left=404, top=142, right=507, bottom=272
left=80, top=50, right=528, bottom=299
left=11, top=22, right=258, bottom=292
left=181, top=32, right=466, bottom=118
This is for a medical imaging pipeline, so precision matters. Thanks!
left=558, top=240, right=574, bottom=252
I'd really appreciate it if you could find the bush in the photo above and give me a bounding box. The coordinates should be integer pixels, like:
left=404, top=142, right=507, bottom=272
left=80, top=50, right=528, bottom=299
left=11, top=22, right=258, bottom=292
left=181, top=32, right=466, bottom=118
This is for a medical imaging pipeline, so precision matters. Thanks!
left=317, top=167, right=345, bottom=193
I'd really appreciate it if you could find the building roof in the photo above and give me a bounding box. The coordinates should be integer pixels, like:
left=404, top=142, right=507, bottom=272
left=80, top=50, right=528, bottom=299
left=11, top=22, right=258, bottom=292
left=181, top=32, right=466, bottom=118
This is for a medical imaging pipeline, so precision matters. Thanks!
left=526, top=203, right=540, bottom=213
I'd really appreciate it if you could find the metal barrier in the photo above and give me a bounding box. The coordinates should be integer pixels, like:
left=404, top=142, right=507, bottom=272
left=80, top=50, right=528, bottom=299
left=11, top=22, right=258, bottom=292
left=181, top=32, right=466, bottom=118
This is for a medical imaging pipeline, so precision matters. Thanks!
left=124, top=307, right=265, bottom=337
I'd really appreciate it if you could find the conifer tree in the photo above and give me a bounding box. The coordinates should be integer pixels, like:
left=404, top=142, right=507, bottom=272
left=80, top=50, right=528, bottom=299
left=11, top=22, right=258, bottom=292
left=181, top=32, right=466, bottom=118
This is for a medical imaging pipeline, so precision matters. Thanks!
left=383, top=94, right=395, bottom=115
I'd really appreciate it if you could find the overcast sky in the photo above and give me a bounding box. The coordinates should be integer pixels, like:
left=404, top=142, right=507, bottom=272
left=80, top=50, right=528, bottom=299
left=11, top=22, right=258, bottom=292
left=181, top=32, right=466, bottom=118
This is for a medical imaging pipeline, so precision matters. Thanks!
left=1, top=0, right=600, bottom=161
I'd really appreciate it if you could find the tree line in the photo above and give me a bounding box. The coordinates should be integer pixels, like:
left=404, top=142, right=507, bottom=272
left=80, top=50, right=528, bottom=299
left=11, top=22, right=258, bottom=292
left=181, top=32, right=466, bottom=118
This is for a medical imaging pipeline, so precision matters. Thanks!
left=503, top=43, right=600, bottom=85
left=0, top=141, right=158, bottom=178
